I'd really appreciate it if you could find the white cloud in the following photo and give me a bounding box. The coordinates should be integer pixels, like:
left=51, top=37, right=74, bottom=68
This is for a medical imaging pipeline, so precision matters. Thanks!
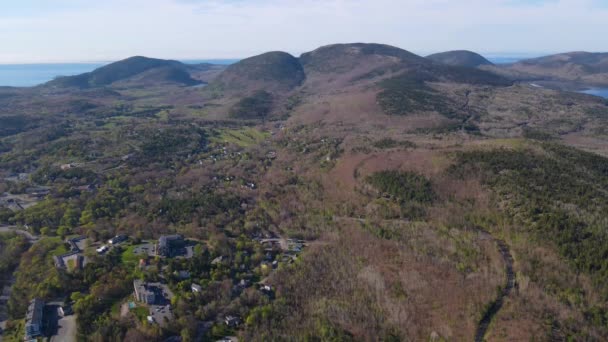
left=0, top=0, right=606, bottom=63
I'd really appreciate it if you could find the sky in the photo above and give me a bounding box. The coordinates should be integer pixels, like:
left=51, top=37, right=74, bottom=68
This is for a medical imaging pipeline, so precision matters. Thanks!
left=0, top=0, right=606, bottom=63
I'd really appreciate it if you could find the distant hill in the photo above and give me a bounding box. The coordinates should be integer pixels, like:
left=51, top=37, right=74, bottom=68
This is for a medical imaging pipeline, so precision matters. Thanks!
left=296, top=43, right=508, bottom=89
left=426, top=50, right=493, bottom=68
left=202, top=43, right=511, bottom=122
left=300, top=43, right=426, bottom=73
left=297, top=43, right=430, bottom=90
left=112, top=65, right=202, bottom=88
left=502, top=52, right=608, bottom=86
left=47, top=56, right=200, bottom=88
left=212, top=51, right=305, bottom=93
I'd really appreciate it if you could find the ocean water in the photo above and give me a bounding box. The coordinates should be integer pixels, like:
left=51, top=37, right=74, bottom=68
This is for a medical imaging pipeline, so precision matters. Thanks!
left=0, top=63, right=107, bottom=87
left=580, top=88, right=608, bottom=99
left=486, top=57, right=526, bottom=64
left=0, top=59, right=239, bottom=87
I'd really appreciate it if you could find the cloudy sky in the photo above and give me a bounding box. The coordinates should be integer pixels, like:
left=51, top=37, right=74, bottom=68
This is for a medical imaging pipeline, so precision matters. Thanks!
left=0, top=0, right=606, bottom=63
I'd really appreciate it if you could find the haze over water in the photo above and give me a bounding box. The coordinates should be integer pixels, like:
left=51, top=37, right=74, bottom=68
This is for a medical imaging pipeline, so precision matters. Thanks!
left=0, top=59, right=239, bottom=87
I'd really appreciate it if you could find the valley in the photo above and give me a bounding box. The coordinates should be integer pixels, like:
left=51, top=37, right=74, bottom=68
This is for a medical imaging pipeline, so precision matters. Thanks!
left=1, top=43, right=608, bottom=341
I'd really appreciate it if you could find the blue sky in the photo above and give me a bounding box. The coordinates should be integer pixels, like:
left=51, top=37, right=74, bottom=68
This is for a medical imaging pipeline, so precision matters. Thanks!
left=0, top=0, right=606, bottom=63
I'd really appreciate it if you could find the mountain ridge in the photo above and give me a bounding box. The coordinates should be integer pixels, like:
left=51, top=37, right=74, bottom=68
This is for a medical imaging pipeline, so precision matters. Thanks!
left=46, top=56, right=202, bottom=88
left=500, top=51, right=608, bottom=86
left=426, top=50, right=494, bottom=68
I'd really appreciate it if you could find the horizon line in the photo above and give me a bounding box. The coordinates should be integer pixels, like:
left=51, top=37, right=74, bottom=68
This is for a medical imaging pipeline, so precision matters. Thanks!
left=1, top=49, right=605, bottom=65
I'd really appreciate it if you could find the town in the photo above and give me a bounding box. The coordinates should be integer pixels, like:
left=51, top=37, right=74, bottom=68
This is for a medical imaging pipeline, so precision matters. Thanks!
left=5, top=230, right=306, bottom=341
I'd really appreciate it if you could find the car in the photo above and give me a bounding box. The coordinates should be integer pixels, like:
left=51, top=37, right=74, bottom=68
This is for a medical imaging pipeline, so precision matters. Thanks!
left=96, top=245, right=109, bottom=254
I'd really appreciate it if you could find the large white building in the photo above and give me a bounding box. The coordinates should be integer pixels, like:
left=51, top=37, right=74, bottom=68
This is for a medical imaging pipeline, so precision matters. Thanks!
left=24, top=298, right=44, bottom=341
left=133, top=279, right=156, bottom=304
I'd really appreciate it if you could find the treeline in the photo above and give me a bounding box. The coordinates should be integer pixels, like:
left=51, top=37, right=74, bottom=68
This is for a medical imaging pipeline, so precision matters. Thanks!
left=230, top=91, right=273, bottom=120
left=8, top=238, right=66, bottom=317
left=156, top=191, right=242, bottom=224
left=377, top=75, right=450, bottom=116
left=366, top=170, right=435, bottom=204
left=450, top=143, right=608, bottom=299
left=0, top=233, right=29, bottom=289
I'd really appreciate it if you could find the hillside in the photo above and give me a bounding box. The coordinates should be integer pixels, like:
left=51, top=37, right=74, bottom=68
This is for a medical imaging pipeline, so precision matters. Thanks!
left=502, top=52, right=608, bottom=86
left=46, top=56, right=200, bottom=88
left=211, top=51, right=305, bottom=93
left=298, top=43, right=428, bottom=89
left=426, top=50, right=494, bottom=68
left=300, top=43, right=426, bottom=73
left=2, top=43, right=608, bottom=342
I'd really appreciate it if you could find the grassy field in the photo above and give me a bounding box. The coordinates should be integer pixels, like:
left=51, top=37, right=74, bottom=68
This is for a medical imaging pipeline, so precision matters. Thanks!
left=209, top=127, right=270, bottom=147
left=120, top=245, right=140, bottom=268
left=131, top=306, right=149, bottom=322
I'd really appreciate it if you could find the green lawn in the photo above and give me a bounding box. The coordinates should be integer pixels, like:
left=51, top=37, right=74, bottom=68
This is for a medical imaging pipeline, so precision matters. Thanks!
left=210, top=128, right=270, bottom=147
left=49, top=237, right=69, bottom=256
left=131, top=306, right=149, bottom=322
left=121, top=245, right=139, bottom=268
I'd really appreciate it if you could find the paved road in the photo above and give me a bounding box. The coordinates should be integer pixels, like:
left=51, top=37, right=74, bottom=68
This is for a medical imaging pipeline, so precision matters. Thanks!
left=50, top=314, right=77, bottom=342
left=0, top=225, right=38, bottom=242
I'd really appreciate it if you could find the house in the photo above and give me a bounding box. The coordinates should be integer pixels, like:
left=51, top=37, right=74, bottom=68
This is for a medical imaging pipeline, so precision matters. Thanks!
left=175, top=270, right=190, bottom=279
left=133, top=279, right=156, bottom=304
left=191, top=284, right=202, bottom=293
left=238, top=279, right=251, bottom=289
left=224, top=315, right=242, bottom=327
left=108, top=234, right=128, bottom=245
left=24, top=298, right=44, bottom=340
left=67, top=236, right=86, bottom=252
left=259, top=284, right=274, bottom=299
left=157, top=235, right=185, bottom=257
left=53, top=251, right=83, bottom=271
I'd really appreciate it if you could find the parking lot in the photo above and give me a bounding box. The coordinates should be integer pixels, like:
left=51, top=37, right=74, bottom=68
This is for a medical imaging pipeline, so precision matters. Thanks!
left=147, top=283, right=174, bottom=326
left=133, top=242, right=155, bottom=257
left=149, top=303, right=173, bottom=326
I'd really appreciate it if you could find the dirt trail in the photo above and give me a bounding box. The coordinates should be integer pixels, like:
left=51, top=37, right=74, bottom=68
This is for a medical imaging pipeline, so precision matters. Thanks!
left=474, top=234, right=515, bottom=342
left=332, top=216, right=515, bottom=341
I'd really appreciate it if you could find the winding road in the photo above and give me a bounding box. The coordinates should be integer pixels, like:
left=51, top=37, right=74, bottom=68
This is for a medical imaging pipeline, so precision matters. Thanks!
left=0, top=225, right=38, bottom=242
left=474, top=233, right=515, bottom=342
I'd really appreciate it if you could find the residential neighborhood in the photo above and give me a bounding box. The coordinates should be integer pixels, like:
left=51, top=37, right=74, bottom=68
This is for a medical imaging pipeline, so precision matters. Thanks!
left=0, top=229, right=307, bottom=341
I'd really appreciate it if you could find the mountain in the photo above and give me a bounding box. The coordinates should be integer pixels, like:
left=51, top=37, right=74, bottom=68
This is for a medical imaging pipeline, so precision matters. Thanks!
left=298, top=43, right=428, bottom=88
left=502, top=52, right=608, bottom=86
left=426, top=50, right=494, bottom=68
left=46, top=56, right=201, bottom=88
left=3, top=42, right=608, bottom=342
left=296, top=43, right=509, bottom=90
left=300, top=43, right=426, bottom=73
left=204, top=43, right=510, bottom=122
left=211, top=51, right=305, bottom=93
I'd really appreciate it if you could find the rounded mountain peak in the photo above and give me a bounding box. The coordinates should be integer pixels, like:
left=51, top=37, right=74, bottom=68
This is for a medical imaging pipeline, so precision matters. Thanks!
left=213, top=51, right=305, bottom=92
left=300, top=43, right=426, bottom=73
left=426, top=50, right=493, bottom=68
